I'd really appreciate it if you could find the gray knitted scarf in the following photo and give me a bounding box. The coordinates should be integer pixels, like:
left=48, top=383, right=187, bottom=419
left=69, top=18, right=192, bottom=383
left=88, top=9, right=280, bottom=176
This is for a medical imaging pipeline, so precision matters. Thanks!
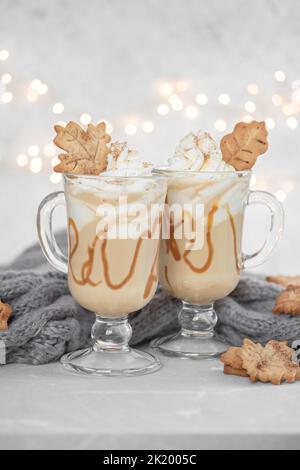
left=1, top=233, right=299, bottom=365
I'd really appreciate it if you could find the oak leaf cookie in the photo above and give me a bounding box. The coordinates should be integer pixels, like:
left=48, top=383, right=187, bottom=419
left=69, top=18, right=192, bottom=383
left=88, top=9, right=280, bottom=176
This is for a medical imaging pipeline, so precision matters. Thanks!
left=0, top=300, right=12, bottom=331
left=221, top=121, right=268, bottom=170
left=273, top=286, right=300, bottom=316
left=267, top=275, right=300, bottom=288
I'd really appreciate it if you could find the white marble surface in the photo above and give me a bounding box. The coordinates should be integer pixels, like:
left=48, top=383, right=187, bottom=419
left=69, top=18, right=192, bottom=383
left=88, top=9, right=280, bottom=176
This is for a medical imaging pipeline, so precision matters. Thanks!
left=1, top=356, right=300, bottom=450
left=0, top=0, right=300, bottom=274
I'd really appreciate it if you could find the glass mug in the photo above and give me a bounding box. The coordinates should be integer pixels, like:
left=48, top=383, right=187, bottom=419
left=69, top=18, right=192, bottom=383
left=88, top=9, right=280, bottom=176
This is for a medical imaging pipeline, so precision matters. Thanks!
left=151, top=169, right=284, bottom=358
left=37, top=173, right=167, bottom=376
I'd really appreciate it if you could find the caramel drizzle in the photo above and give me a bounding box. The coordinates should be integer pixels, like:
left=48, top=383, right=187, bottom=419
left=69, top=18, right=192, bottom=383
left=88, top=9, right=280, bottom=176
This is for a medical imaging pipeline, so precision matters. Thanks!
left=183, top=205, right=218, bottom=273
left=143, top=248, right=159, bottom=299
left=68, top=218, right=101, bottom=286
left=101, top=237, right=143, bottom=290
left=225, top=205, right=240, bottom=273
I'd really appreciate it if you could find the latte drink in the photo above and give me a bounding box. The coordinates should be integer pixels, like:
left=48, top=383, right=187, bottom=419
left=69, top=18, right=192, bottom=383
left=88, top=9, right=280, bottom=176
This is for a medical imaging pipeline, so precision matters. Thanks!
left=159, top=173, right=249, bottom=304
left=65, top=177, right=164, bottom=318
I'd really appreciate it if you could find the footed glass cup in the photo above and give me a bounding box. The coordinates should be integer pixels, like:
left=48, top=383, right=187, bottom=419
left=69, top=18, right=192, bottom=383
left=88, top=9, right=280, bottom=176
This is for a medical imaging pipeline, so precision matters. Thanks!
left=151, top=169, right=284, bottom=359
left=37, top=173, right=167, bottom=376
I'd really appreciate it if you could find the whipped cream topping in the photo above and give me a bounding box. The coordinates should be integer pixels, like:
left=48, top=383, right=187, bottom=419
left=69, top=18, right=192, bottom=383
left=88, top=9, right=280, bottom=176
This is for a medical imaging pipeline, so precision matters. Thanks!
left=103, top=143, right=153, bottom=176
left=169, top=130, right=235, bottom=172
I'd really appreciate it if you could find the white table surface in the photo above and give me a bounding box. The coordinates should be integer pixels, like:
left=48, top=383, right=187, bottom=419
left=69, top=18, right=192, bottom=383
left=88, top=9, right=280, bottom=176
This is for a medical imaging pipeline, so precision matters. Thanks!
left=0, top=355, right=299, bottom=450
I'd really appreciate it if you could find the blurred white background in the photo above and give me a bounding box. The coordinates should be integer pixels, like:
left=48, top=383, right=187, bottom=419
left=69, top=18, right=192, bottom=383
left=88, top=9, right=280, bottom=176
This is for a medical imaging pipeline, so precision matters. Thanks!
left=0, top=0, right=299, bottom=273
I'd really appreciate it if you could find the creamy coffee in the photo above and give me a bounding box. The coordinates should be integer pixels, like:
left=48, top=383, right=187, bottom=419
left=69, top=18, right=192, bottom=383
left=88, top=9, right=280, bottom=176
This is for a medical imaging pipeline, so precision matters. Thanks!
left=159, top=174, right=249, bottom=304
left=65, top=179, right=164, bottom=318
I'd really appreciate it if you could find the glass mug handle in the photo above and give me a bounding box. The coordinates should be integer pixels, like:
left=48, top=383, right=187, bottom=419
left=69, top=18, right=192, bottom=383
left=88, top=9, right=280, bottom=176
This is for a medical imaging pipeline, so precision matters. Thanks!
left=242, top=190, right=284, bottom=269
left=37, top=191, right=68, bottom=273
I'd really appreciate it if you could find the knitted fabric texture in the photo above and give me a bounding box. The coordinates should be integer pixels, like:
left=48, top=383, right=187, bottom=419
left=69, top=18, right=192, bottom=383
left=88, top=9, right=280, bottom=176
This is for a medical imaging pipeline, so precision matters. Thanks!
left=1, top=234, right=299, bottom=365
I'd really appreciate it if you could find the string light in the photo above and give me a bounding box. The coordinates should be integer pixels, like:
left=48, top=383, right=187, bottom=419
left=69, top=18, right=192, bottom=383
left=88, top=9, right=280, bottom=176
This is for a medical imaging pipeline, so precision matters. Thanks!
left=275, top=190, right=286, bottom=202
left=274, top=70, right=286, bottom=82
left=0, top=50, right=9, bottom=61
left=247, top=83, right=259, bottom=95
left=244, top=101, right=256, bottom=113
left=1, top=73, right=11, bottom=84
left=282, top=103, right=296, bottom=116
left=80, top=113, right=92, bottom=125
left=16, top=154, right=28, bottom=167
left=218, top=93, right=230, bottom=105
left=31, top=79, right=42, bottom=90
left=272, top=94, right=282, bottom=106
left=50, top=173, right=62, bottom=184
left=168, top=94, right=183, bottom=111
left=184, top=105, right=198, bottom=119
left=214, top=119, right=227, bottom=132
left=124, top=123, right=137, bottom=135
left=196, top=93, right=208, bottom=105
left=157, top=103, right=170, bottom=115
left=38, top=84, right=48, bottom=95
left=142, top=121, right=154, bottom=133
left=1, top=92, right=13, bottom=103
left=265, top=118, right=275, bottom=130
left=176, top=80, right=188, bottom=92
left=243, top=115, right=253, bottom=123
left=159, top=82, right=173, bottom=96
left=287, top=117, right=298, bottom=129
left=53, top=102, right=64, bottom=114
left=30, top=157, right=42, bottom=173
left=28, top=145, right=39, bottom=157
left=27, top=90, right=38, bottom=102
left=43, top=144, right=56, bottom=157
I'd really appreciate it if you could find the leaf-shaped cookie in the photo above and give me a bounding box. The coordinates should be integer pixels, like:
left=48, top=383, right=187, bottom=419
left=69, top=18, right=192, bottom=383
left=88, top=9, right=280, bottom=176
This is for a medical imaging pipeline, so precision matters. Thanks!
left=241, top=339, right=299, bottom=385
left=0, top=299, right=12, bottom=331
left=221, top=121, right=268, bottom=170
left=53, top=121, right=111, bottom=175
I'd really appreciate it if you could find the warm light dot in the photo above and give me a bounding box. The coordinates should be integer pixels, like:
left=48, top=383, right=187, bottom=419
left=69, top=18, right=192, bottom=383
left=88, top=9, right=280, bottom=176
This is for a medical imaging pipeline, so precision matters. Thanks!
left=168, top=94, right=183, bottom=111
left=247, top=83, right=259, bottom=95
left=53, top=102, right=64, bottom=114
left=244, top=101, right=256, bottom=113
left=28, top=145, right=40, bottom=157
left=282, top=180, right=294, bottom=193
left=184, top=105, right=198, bottom=119
left=0, top=50, right=9, bottom=61
left=218, top=93, right=230, bottom=105
left=274, top=70, right=286, bottom=82
left=1, top=73, right=11, bottom=84
left=275, top=190, right=286, bottom=202
left=38, top=83, right=48, bottom=95
left=50, top=173, right=62, bottom=184
left=250, top=175, right=257, bottom=188
left=31, top=79, right=42, bottom=90
left=142, top=121, right=154, bottom=133
left=196, top=93, right=208, bottom=105
left=30, top=157, right=42, bottom=173
left=243, top=115, right=253, bottom=123
left=124, top=123, right=137, bottom=135
left=27, top=90, right=38, bottom=102
left=272, top=94, right=282, bottom=106
left=287, top=117, right=298, bottom=129
left=265, top=118, right=275, bottom=130
left=80, top=113, right=92, bottom=125
left=282, top=103, right=296, bottom=116
left=214, top=119, right=227, bottom=132
left=1, top=92, right=13, bottom=103
left=16, top=154, right=28, bottom=167
left=157, top=103, right=170, bottom=115
left=43, top=144, right=56, bottom=157
left=159, top=82, right=173, bottom=96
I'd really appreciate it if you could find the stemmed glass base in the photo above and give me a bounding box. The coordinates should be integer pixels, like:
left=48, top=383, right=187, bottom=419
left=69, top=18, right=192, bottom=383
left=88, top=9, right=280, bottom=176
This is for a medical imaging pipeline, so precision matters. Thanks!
left=61, top=316, right=161, bottom=377
left=151, top=302, right=227, bottom=359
